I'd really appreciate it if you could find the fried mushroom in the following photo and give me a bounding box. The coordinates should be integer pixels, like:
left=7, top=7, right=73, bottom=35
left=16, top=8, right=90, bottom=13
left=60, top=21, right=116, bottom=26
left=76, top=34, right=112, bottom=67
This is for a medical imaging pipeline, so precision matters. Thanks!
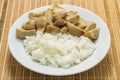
left=84, top=27, right=100, bottom=39
left=66, top=22, right=83, bottom=37
left=60, top=26, right=68, bottom=34
left=36, top=16, right=48, bottom=29
left=43, top=9, right=53, bottom=25
left=78, top=18, right=96, bottom=32
left=65, top=11, right=80, bottom=25
left=45, top=25, right=60, bottom=33
left=22, top=20, right=36, bottom=30
left=54, top=18, right=66, bottom=27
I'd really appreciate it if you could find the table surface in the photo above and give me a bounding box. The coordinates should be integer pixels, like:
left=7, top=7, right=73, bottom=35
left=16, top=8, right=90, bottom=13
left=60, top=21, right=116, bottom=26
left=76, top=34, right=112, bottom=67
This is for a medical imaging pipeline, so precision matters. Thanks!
left=0, top=0, right=120, bottom=80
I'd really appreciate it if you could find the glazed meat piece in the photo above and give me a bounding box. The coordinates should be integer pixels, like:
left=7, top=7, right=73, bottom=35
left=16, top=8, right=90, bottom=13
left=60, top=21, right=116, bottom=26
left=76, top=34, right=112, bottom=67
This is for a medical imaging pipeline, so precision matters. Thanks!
left=16, top=28, right=36, bottom=39
left=52, top=2, right=66, bottom=18
left=79, top=18, right=96, bottom=32
left=22, top=20, right=36, bottom=30
left=43, top=9, right=52, bottom=17
left=29, top=12, right=43, bottom=18
left=84, top=22, right=96, bottom=32
left=84, top=27, right=100, bottom=39
left=54, top=18, right=66, bottom=27
left=66, top=22, right=83, bottom=37
left=52, top=15, right=61, bottom=22
left=43, top=9, right=53, bottom=25
left=66, top=14, right=80, bottom=25
left=78, top=18, right=88, bottom=29
left=36, top=16, right=48, bottom=29
left=52, top=12, right=66, bottom=19
left=78, top=24, right=86, bottom=30
left=65, top=11, right=80, bottom=25
left=45, top=25, right=60, bottom=33
left=60, top=26, right=68, bottom=34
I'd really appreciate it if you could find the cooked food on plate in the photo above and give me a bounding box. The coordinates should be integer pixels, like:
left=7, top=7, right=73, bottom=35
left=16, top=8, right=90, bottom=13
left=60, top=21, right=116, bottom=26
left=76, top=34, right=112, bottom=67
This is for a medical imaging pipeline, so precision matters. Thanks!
left=16, top=3, right=100, bottom=68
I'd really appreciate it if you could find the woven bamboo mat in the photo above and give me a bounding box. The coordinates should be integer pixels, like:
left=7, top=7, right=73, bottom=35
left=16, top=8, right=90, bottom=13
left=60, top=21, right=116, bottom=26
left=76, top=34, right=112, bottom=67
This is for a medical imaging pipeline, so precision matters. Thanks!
left=0, top=0, right=120, bottom=80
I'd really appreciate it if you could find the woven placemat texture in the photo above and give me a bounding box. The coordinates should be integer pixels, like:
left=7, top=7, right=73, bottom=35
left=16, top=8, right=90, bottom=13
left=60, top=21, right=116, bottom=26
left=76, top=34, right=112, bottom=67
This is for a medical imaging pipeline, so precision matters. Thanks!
left=0, top=0, right=120, bottom=80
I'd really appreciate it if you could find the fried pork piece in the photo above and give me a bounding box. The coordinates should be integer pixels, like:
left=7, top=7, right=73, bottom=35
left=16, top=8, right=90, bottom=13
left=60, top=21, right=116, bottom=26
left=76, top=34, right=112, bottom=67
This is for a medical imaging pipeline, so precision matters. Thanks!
left=36, top=16, right=48, bottom=29
left=60, top=26, right=68, bottom=34
left=43, top=9, right=53, bottom=25
left=28, top=12, right=43, bottom=18
left=45, top=25, right=60, bottom=33
left=66, top=22, right=83, bottom=37
left=84, top=22, right=96, bottom=32
left=54, top=18, right=66, bottom=27
left=84, top=27, right=100, bottom=39
left=78, top=18, right=88, bottom=29
left=43, top=9, right=52, bottom=17
left=22, top=20, right=36, bottom=30
left=52, top=2, right=66, bottom=18
left=66, top=14, right=80, bottom=24
left=65, top=11, right=80, bottom=25
left=16, top=28, right=36, bottom=39
left=52, top=15, right=61, bottom=22
left=78, top=18, right=96, bottom=32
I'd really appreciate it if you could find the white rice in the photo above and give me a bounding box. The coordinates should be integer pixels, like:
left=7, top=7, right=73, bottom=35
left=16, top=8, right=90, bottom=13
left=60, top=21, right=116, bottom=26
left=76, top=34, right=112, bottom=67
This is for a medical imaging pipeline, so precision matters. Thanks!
left=23, top=31, right=95, bottom=68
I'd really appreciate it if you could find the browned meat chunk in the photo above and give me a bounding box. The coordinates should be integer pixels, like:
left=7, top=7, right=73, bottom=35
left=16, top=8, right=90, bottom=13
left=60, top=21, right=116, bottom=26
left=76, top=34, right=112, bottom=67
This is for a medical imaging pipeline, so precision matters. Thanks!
left=54, top=18, right=66, bottom=27
left=77, top=18, right=87, bottom=29
left=66, top=22, right=83, bottom=37
left=65, top=11, right=80, bottom=25
left=36, top=16, right=48, bottom=29
left=52, top=15, right=61, bottom=22
left=52, top=2, right=66, bottom=18
left=84, top=27, right=100, bottom=39
left=78, top=24, right=86, bottom=30
left=78, top=18, right=96, bottom=32
left=45, top=25, right=60, bottom=33
left=22, top=20, right=36, bottom=30
left=43, top=9, right=52, bottom=17
left=84, top=22, right=96, bottom=32
left=29, top=12, right=43, bottom=18
left=16, top=28, right=36, bottom=39
left=43, top=9, right=53, bottom=25
left=60, top=26, right=68, bottom=34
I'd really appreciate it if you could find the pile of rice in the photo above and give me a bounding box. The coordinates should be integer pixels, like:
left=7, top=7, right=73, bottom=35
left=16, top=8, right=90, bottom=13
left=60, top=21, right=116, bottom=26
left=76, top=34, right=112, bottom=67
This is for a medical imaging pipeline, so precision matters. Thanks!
left=23, top=31, right=95, bottom=68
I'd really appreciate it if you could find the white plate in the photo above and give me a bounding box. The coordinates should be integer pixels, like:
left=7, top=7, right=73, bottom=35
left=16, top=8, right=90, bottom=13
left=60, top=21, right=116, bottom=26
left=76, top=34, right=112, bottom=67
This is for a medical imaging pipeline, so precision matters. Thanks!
left=8, top=5, right=110, bottom=76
